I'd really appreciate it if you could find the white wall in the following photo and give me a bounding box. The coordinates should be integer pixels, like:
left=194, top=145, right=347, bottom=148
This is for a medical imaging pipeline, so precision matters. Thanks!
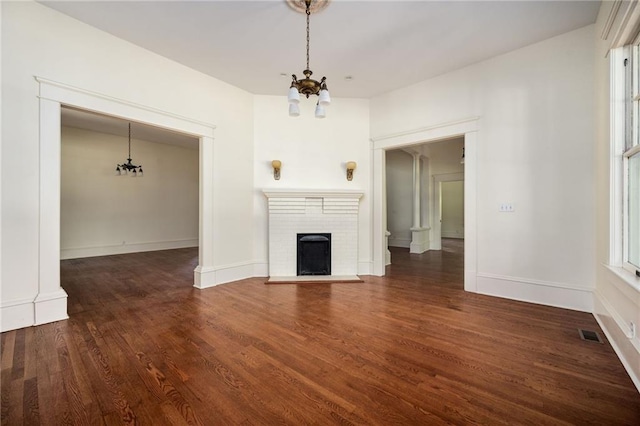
left=372, top=24, right=596, bottom=312
left=61, top=126, right=198, bottom=259
left=1, top=1, right=254, bottom=331
left=427, top=138, right=465, bottom=176
left=441, top=181, right=464, bottom=239
left=252, top=96, right=371, bottom=275
left=386, top=150, right=413, bottom=248
left=592, top=1, right=640, bottom=391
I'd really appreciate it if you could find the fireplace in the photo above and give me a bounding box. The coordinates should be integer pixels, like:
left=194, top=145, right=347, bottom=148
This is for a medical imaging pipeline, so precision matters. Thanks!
left=297, top=233, right=331, bottom=276
left=263, top=189, right=363, bottom=277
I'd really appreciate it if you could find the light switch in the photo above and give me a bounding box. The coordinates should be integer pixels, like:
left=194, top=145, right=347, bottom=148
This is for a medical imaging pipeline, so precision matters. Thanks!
left=499, top=203, right=515, bottom=212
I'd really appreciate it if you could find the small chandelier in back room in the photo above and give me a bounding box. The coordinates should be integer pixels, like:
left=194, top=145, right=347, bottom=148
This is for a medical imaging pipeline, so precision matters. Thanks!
left=116, top=122, right=143, bottom=177
left=287, top=0, right=331, bottom=118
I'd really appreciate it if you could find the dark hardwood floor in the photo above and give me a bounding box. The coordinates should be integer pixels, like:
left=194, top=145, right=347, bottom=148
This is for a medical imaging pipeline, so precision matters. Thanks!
left=2, top=240, right=639, bottom=425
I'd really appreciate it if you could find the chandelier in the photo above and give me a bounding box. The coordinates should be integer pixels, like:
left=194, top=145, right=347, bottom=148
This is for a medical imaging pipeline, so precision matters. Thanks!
left=287, top=0, right=331, bottom=118
left=116, top=123, right=143, bottom=177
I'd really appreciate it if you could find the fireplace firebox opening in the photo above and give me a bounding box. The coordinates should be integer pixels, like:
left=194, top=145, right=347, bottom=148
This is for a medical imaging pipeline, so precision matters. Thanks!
left=297, top=233, right=331, bottom=276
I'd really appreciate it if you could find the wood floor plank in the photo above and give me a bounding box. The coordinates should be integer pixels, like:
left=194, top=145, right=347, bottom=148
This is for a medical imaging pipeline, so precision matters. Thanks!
left=1, top=241, right=639, bottom=424
left=1, top=331, right=15, bottom=371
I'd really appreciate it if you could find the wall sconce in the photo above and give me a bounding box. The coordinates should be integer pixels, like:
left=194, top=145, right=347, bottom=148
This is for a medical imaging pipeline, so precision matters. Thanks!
left=272, top=160, right=282, bottom=180
left=346, top=161, right=357, bottom=181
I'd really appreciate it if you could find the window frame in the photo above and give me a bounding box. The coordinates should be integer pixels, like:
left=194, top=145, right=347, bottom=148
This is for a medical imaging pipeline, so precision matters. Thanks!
left=612, top=44, right=640, bottom=275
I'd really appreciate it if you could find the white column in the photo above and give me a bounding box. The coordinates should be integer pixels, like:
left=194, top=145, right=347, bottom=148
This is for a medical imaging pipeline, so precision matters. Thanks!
left=194, top=135, right=216, bottom=288
left=34, top=98, right=68, bottom=325
left=410, top=153, right=430, bottom=254
left=412, top=153, right=421, bottom=228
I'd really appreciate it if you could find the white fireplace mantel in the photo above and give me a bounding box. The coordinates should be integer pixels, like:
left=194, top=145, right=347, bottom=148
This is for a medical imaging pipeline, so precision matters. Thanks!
left=263, top=189, right=364, bottom=199
left=263, top=189, right=364, bottom=278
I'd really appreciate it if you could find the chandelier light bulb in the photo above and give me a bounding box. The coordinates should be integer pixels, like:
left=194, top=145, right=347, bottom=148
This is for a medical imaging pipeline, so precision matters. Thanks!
left=315, top=103, right=326, bottom=119
left=319, top=88, right=331, bottom=106
left=288, top=85, right=300, bottom=104
left=289, top=103, right=300, bottom=117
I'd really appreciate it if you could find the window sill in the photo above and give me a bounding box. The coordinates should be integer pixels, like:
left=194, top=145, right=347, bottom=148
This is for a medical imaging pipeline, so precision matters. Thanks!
left=605, top=264, right=640, bottom=293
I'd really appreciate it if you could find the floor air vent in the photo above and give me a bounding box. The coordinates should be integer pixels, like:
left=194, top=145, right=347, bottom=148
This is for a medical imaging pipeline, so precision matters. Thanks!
left=578, top=329, right=603, bottom=343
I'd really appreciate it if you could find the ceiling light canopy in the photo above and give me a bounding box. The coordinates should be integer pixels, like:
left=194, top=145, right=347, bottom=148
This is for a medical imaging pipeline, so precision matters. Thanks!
left=287, top=0, right=331, bottom=118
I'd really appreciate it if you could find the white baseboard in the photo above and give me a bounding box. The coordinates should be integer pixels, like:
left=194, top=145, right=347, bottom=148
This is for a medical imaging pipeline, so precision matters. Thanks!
left=34, top=289, right=69, bottom=325
left=194, top=261, right=258, bottom=289
left=475, top=273, right=593, bottom=312
left=253, top=262, right=269, bottom=278
left=61, top=238, right=198, bottom=259
left=594, top=289, right=640, bottom=393
left=2, top=290, right=70, bottom=332
left=0, top=298, right=35, bottom=332
left=194, top=266, right=216, bottom=289
left=409, top=242, right=429, bottom=253
left=464, top=269, right=477, bottom=292
left=213, top=261, right=256, bottom=286
left=358, top=261, right=372, bottom=275
left=441, top=232, right=464, bottom=239
left=388, top=237, right=411, bottom=248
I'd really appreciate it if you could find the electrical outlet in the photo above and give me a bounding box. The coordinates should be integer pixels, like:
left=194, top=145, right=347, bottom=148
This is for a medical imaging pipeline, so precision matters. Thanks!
left=499, top=203, right=515, bottom=212
left=630, top=322, right=636, bottom=339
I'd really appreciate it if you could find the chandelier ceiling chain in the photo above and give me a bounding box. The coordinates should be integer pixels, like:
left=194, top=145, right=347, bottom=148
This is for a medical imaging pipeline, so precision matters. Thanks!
left=306, top=5, right=310, bottom=71
left=287, top=0, right=331, bottom=118
left=116, top=122, right=143, bottom=177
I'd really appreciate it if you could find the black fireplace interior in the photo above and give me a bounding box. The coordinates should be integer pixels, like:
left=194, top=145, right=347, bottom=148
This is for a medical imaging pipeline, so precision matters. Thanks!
left=297, top=233, right=331, bottom=276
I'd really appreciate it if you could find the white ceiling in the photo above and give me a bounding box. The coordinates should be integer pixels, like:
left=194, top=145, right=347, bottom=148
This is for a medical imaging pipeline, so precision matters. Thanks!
left=41, top=0, right=600, bottom=99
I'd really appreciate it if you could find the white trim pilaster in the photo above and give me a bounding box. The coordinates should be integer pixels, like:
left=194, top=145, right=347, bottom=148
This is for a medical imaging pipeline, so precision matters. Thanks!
left=372, top=148, right=387, bottom=276
left=194, top=135, right=215, bottom=288
left=36, top=98, right=68, bottom=325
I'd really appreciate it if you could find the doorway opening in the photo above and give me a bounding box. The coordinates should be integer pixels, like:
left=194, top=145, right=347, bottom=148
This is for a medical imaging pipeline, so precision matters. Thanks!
left=35, top=78, right=216, bottom=326
left=60, top=107, right=200, bottom=261
left=60, top=107, right=201, bottom=312
left=370, top=116, right=478, bottom=293
left=385, top=137, right=465, bottom=287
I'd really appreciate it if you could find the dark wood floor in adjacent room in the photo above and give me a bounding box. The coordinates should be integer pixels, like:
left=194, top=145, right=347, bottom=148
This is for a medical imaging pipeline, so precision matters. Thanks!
left=2, top=239, right=639, bottom=425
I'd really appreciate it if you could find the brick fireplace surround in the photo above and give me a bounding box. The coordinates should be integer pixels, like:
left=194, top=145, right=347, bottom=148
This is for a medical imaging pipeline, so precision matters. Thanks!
left=263, top=189, right=364, bottom=279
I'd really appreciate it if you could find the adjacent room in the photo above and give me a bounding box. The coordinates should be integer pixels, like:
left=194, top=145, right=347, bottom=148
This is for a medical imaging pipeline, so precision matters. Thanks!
left=2, top=0, right=639, bottom=424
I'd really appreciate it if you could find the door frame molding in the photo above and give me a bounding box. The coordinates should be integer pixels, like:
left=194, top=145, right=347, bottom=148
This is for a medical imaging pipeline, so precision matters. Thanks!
left=371, top=117, right=478, bottom=292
